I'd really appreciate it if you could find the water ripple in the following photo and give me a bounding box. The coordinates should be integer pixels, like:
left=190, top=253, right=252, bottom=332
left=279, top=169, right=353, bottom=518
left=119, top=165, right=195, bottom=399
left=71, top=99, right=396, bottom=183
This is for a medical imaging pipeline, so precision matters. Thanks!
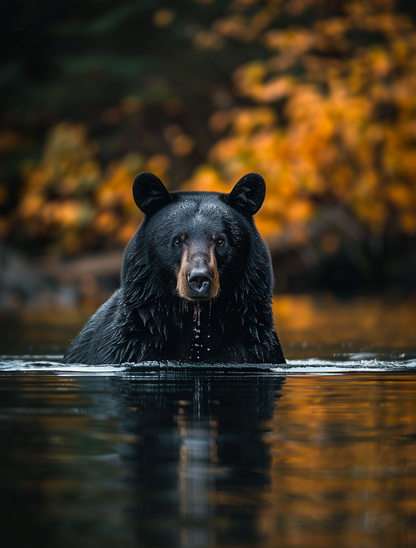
left=1, top=355, right=416, bottom=376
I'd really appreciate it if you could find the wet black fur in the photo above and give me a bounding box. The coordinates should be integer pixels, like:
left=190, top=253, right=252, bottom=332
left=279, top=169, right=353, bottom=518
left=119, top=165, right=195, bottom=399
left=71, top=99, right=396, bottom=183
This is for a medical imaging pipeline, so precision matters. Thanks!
left=63, top=172, right=286, bottom=365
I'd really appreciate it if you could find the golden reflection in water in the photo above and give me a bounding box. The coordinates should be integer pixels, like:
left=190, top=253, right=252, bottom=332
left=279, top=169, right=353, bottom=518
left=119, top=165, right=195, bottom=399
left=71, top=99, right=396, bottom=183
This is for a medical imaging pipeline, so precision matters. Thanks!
left=273, top=295, right=416, bottom=355
left=260, top=374, right=416, bottom=548
left=176, top=402, right=218, bottom=548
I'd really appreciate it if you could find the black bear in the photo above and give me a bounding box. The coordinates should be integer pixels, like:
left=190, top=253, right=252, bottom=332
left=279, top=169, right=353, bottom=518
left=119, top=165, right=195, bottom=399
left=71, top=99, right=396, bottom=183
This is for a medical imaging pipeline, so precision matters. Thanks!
left=63, top=172, right=286, bottom=365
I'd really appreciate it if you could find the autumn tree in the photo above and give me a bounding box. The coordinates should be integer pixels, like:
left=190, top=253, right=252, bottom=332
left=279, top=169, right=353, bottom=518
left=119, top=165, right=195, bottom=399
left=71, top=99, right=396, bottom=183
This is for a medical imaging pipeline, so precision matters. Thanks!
left=2, top=0, right=416, bottom=292
left=186, top=0, right=416, bottom=243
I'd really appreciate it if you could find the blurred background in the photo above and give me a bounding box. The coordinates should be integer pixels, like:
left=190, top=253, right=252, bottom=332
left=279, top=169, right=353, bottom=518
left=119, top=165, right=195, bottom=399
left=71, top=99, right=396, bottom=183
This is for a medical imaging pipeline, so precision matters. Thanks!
left=1, top=0, right=416, bottom=352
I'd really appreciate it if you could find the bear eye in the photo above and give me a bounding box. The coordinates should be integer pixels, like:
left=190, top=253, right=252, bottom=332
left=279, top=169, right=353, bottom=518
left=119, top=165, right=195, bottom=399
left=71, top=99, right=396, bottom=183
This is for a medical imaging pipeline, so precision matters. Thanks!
left=216, top=237, right=225, bottom=247
left=173, top=237, right=182, bottom=246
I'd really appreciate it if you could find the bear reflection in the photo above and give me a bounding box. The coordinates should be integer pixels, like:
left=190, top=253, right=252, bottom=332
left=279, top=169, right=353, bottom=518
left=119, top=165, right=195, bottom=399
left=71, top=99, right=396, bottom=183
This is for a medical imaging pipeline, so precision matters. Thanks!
left=114, top=370, right=284, bottom=548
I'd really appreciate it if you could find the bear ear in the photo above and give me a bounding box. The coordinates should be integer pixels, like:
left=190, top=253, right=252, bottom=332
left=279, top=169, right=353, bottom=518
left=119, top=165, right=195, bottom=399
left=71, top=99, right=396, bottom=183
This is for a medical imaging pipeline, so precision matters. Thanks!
left=226, top=172, right=266, bottom=216
left=132, top=172, right=172, bottom=215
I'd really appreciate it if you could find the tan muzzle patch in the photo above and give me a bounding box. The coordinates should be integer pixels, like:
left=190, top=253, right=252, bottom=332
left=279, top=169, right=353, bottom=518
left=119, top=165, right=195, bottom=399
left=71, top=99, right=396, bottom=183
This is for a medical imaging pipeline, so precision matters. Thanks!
left=177, top=245, right=220, bottom=301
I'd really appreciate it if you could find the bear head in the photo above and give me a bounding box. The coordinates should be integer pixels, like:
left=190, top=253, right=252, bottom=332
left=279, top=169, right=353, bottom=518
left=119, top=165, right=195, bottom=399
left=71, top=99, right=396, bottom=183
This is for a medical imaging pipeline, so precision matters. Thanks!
left=126, top=171, right=268, bottom=303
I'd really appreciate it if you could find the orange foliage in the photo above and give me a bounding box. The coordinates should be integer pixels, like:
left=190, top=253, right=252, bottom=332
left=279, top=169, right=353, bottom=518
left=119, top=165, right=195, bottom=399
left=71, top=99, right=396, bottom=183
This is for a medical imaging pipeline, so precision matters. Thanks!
left=14, top=124, right=151, bottom=254
left=9, top=0, right=416, bottom=257
left=185, top=0, right=416, bottom=239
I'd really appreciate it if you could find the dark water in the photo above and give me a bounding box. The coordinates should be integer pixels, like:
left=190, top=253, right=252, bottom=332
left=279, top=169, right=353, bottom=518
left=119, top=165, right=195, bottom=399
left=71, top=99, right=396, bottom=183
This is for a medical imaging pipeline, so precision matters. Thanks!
left=1, top=301, right=416, bottom=548
left=1, top=357, right=416, bottom=548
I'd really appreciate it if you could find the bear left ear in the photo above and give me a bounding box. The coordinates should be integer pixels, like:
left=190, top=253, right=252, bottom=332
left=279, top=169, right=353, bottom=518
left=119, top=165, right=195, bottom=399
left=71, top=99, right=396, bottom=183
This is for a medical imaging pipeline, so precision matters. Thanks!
left=226, top=173, right=266, bottom=216
left=133, top=172, right=172, bottom=216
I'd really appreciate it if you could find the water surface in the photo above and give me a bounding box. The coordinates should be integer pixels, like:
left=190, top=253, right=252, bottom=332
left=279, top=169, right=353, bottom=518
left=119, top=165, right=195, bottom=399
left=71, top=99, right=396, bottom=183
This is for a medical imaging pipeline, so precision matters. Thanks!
left=1, top=297, right=416, bottom=547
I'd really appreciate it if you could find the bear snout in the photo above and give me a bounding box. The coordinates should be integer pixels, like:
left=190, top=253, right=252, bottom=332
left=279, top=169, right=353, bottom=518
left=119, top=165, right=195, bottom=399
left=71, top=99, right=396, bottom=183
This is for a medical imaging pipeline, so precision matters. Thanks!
left=187, top=269, right=212, bottom=297
left=177, top=247, right=220, bottom=301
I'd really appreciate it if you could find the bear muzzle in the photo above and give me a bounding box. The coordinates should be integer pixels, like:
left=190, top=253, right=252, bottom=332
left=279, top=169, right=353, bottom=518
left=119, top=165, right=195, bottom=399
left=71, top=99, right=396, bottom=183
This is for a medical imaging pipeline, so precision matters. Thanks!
left=177, top=247, right=220, bottom=301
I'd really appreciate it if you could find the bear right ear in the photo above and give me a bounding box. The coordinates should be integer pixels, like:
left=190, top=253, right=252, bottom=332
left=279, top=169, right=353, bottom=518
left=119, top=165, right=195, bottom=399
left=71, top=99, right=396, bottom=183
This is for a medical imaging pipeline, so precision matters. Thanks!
left=226, top=172, right=266, bottom=216
left=133, top=172, right=172, bottom=216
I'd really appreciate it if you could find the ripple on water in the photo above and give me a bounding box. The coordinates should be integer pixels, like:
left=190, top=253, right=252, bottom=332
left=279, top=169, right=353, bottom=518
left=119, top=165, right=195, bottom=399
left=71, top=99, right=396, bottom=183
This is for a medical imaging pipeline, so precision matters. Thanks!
left=1, top=355, right=416, bottom=376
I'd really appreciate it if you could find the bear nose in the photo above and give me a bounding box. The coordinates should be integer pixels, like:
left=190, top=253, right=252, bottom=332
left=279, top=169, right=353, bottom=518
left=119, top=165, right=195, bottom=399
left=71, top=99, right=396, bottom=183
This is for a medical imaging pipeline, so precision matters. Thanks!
left=187, top=270, right=212, bottom=296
